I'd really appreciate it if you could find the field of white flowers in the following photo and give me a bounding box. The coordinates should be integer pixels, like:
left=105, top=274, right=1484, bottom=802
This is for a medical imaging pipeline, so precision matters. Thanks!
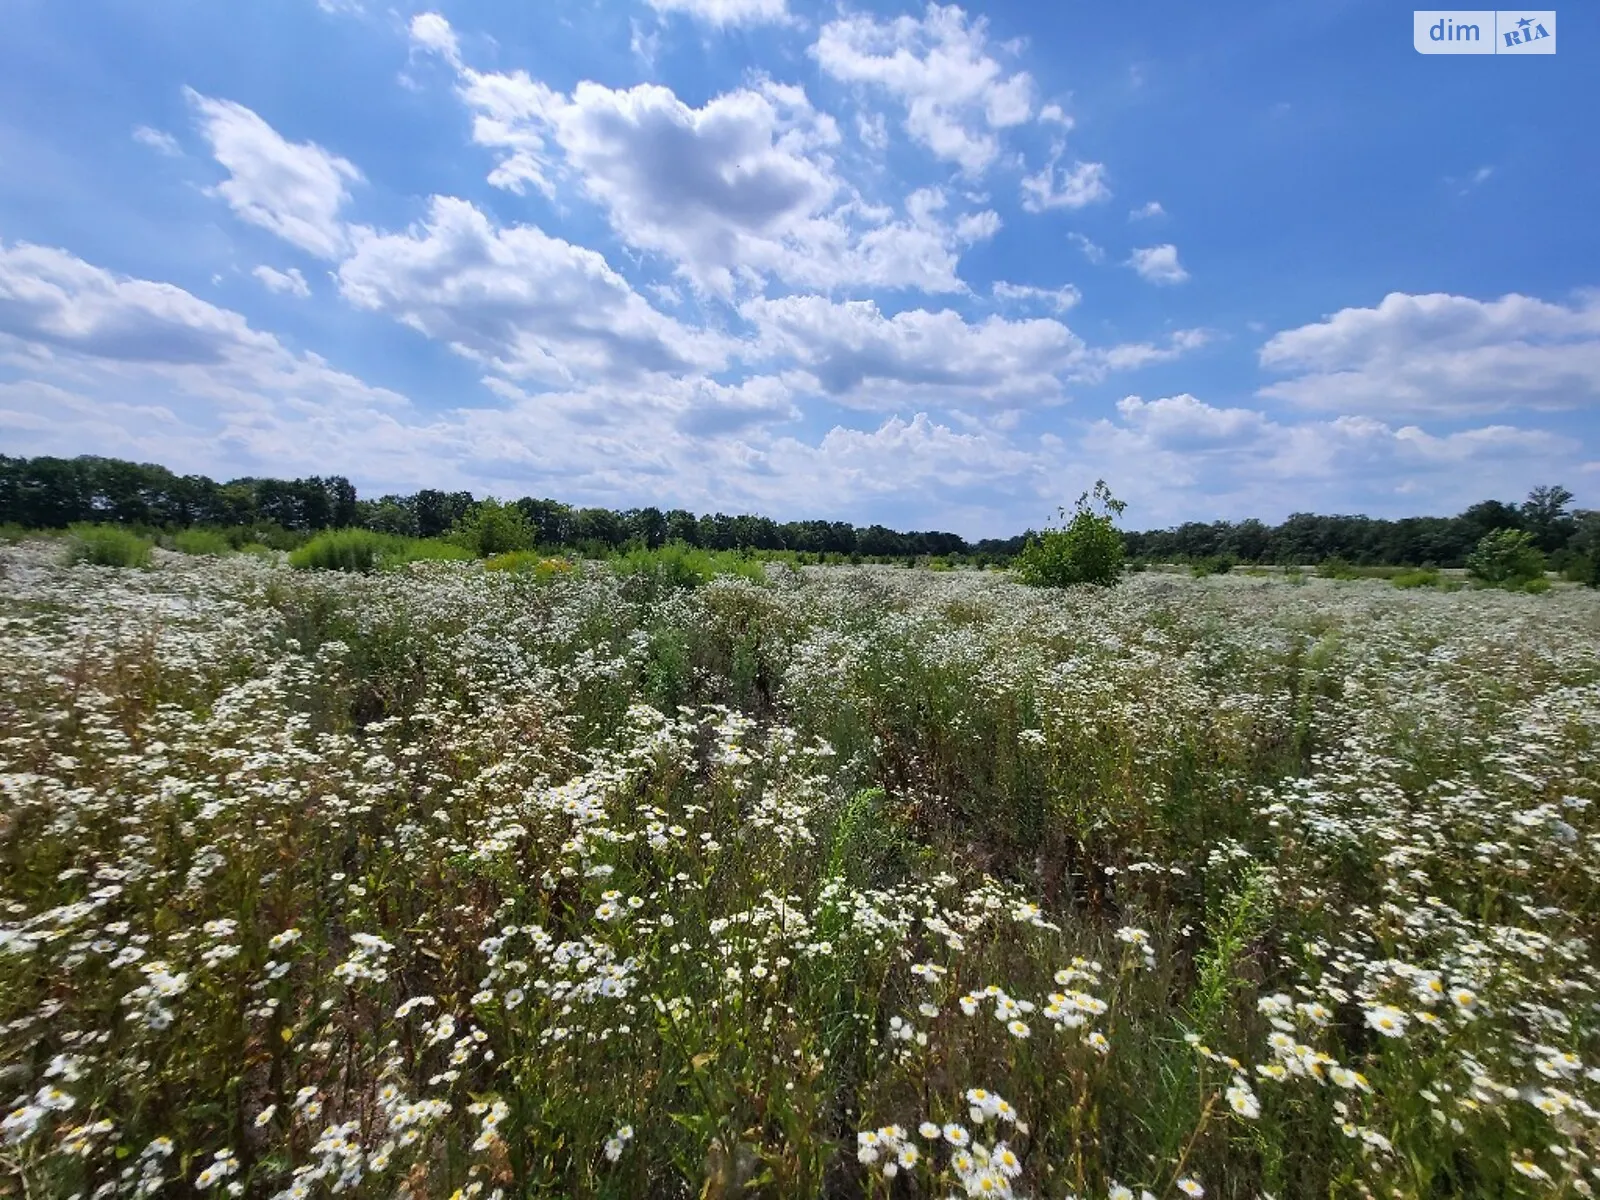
left=3, top=542, right=1599, bottom=1199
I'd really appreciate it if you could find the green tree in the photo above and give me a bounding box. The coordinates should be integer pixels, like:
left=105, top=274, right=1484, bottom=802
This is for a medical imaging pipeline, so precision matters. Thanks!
left=1014, top=480, right=1127, bottom=588
left=1520, top=484, right=1575, bottom=553
left=1465, top=528, right=1545, bottom=587
left=449, top=498, right=535, bottom=557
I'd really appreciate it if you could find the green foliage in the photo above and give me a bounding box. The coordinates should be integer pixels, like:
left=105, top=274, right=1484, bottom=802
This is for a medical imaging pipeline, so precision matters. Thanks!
left=1391, top=568, right=1441, bottom=589
left=288, top=529, right=397, bottom=572
left=1014, top=480, right=1127, bottom=588
left=447, top=497, right=536, bottom=557
left=288, top=531, right=473, bottom=572
left=170, top=528, right=232, bottom=556
left=390, top=538, right=476, bottom=565
left=1466, top=528, right=1545, bottom=587
left=609, top=542, right=767, bottom=594
left=1190, top=555, right=1235, bottom=578
left=65, top=523, right=152, bottom=567
left=483, top=550, right=576, bottom=582
left=824, top=786, right=921, bottom=889
left=1523, top=576, right=1552, bottom=594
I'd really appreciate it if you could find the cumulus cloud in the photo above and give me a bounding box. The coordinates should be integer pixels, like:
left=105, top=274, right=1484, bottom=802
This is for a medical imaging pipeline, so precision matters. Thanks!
left=0, top=238, right=411, bottom=475
left=992, top=280, right=1081, bottom=313
left=813, top=3, right=1033, bottom=175
left=408, top=12, right=461, bottom=67
left=132, top=126, right=181, bottom=156
left=185, top=89, right=362, bottom=258
left=1083, top=391, right=1580, bottom=525
left=0, top=239, right=278, bottom=365
left=421, top=20, right=1000, bottom=294
left=644, top=0, right=789, bottom=26
left=1020, top=159, right=1110, bottom=212
left=1129, top=200, right=1165, bottom=220
left=1259, top=290, right=1600, bottom=415
left=1127, top=243, right=1188, bottom=285
left=252, top=265, right=310, bottom=297
left=336, top=195, right=728, bottom=383
left=742, top=294, right=1084, bottom=407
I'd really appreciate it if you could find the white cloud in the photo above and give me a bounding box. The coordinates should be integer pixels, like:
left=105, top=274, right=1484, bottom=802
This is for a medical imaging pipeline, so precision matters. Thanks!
left=252, top=265, right=311, bottom=297
left=436, top=36, right=995, bottom=294
left=185, top=89, right=362, bottom=259
left=0, top=239, right=280, bottom=365
left=742, top=294, right=1085, bottom=408
left=1068, top=232, right=1105, bottom=264
left=1082, top=391, right=1580, bottom=525
left=132, top=126, right=181, bottom=156
left=1129, top=200, right=1165, bottom=220
left=1127, top=243, right=1188, bottom=285
left=1037, top=103, right=1072, bottom=127
left=992, top=280, right=1081, bottom=313
left=857, top=111, right=890, bottom=150
left=1096, top=328, right=1211, bottom=370
left=0, top=238, right=413, bottom=476
left=813, top=3, right=1033, bottom=175
left=336, top=195, right=728, bottom=383
left=645, top=0, right=789, bottom=26
left=409, top=12, right=461, bottom=68
left=1020, top=159, right=1110, bottom=212
left=1259, top=290, right=1600, bottom=415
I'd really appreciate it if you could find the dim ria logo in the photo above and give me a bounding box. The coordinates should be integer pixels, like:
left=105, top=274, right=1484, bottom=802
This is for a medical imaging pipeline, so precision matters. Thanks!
left=1414, top=10, right=1555, bottom=53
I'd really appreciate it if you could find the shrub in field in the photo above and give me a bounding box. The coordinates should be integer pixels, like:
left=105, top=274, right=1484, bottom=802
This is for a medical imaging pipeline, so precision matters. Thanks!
left=1391, top=568, right=1441, bottom=589
left=65, top=523, right=152, bottom=567
left=447, top=497, right=536, bottom=557
left=389, top=537, right=476, bottom=566
left=1466, top=528, right=1545, bottom=587
left=288, top=528, right=397, bottom=571
left=1190, top=555, right=1235, bottom=578
left=1014, top=480, right=1126, bottom=588
left=611, top=541, right=766, bottom=593
left=484, top=550, right=575, bottom=581
left=171, top=527, right=232, bottom=556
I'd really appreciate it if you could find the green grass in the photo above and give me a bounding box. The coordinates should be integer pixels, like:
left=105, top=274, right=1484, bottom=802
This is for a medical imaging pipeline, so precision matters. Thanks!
left=64, top=522, right=153, bottom=567
left=608, top=541, right=767, bottom=593
left=170, top=527, right=234, bottom=556
left=288, top=529, right=475, bottom=572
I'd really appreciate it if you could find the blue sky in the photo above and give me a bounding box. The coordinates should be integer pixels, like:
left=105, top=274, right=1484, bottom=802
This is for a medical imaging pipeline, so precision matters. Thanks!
left=0, top=0, right=1595, bottom=536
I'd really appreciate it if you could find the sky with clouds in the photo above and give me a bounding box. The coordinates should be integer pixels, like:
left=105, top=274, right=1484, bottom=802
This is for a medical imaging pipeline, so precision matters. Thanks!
left=0, top=0, right=1596, bottom=535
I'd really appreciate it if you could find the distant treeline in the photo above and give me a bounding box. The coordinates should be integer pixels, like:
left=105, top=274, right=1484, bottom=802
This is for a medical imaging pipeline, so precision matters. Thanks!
left=0, top=453, right=1593, bottom=569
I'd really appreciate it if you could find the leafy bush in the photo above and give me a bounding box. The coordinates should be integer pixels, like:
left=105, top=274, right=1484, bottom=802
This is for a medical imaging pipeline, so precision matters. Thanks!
left=390, top=539, right=476, bottom=566
left=171, top=528, right=233, bottom=556
left=1466, top=528, right=1545, bottom=588
left=65, top=524, right=152, bottom=568
left=484, top=551, right=576, bottom=581
left=448, top=499, right=536, bottom=558
left=289, top=531, right=476, bottom=572
left=290, top=529, right=396, bottom=572
left=1523, top=576, right=1552, bottom=594
left=1391, top=568, right=1441, bottom=590
left=610, top=542, right=766, bottom=594
left=1014, top=480, right=1126, bottom=588
left=1191, top=555, right=1236, bottom=578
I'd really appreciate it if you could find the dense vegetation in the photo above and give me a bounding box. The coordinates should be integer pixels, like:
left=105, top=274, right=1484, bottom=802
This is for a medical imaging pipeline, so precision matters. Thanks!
left=3, top=454, right=1596, bottom=577
left=2, top=539, right=1599, bottom=1197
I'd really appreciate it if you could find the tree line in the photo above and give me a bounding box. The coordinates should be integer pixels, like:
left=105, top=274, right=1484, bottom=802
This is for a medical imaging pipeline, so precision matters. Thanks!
left=1, top=453, right=1595, bottom=571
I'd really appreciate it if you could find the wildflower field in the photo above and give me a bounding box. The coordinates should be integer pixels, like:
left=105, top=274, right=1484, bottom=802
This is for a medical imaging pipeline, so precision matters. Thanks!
left=4, top=542, right=1600, bottom=1200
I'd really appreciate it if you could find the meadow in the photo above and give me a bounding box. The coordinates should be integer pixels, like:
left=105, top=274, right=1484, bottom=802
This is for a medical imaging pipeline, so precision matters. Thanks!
left=2, top=539, right=1598, bottom=1199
